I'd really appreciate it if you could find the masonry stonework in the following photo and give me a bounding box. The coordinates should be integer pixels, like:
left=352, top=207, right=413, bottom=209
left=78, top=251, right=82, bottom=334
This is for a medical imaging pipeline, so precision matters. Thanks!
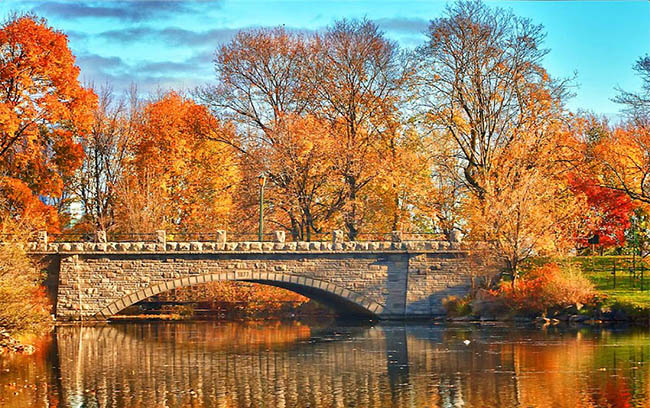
left=31, top=239, right=475, bottom=320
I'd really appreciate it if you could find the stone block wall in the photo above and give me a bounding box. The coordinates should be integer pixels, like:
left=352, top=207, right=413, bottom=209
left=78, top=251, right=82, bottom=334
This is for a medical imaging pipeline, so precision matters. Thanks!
left=406, top=252, right=471, bottom=316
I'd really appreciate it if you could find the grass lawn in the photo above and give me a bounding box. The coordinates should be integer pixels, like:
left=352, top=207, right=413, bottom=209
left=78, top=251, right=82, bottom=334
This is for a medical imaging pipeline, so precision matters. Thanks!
left=571, top=256, right=650, bottom=308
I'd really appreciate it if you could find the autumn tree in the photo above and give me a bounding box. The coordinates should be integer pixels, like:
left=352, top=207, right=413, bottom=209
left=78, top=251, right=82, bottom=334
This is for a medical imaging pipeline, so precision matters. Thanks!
left=257, top=114, right=345, bottom=240
left=415, top=126, right=467, bottom=238
left=361, top=125, right=438, bottom=234
left=425, top=174, right=465, bottom=238
left=0, top=204, right=52, bottom=336
left=465, top=127, right=585, bottom=286
left=590, top=58, right=650, bottom=207
left=614, top=55, right=650, bottom=126
left=207, top=27, right=309, bottom=136
left=303, top=19, right=412, bottom=239
left=71, top=84, right=140, bottom=233
left=203, top=28, right=348, bottom=239
left=416, top=1, right=583, bottom=285
left=416, top=0, right=570, bottom=201
left=568, top=173, right=636, bottom=250
left=205, top=22, right=423, bottom=240
left=0, top=14, right=96, bottom=232
left=592, top=123, right=650, bottom=205
left=114, top=92, right=241, bottom=233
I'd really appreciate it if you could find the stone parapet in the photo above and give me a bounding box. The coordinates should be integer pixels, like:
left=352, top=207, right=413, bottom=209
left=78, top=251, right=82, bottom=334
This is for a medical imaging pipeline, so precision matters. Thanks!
left=23, top=240, right=485, bottom=254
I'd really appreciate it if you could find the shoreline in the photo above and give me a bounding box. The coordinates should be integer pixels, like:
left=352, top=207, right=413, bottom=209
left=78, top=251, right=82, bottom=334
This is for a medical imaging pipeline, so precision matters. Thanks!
left=0, top=329, right=35, bottom=355
left=50, top=311, right=650, bottom=327
left=5, top=313, right=649, bottom=355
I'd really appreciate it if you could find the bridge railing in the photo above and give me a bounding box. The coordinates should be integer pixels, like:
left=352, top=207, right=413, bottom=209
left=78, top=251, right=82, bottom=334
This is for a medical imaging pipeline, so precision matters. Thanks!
left=14, top=230, right=449, bottom=244
left=48, top=233, right=158, bottom=243
left=355, top=232, right=447, bottom=241
left=8, top=229, right=474, bottom=253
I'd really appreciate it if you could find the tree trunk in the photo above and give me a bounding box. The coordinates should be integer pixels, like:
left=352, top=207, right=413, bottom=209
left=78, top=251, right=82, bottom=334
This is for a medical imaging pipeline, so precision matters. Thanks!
left=510, top=261, right=518, bottom=290
left=345, top=176, right=359, bottom=241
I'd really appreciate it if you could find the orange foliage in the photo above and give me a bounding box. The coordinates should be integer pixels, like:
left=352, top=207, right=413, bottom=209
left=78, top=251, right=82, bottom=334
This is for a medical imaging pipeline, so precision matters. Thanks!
left=305, top=20, right=411, bottom=239
left=418, top=1, right=566, bottom=203
left=158, top=281, right=309, bottom=315
left=0, top=14, right=96, bottom=231
left=114, top=92, right=241, bottom=232
left=593, top=122, right=650, bottom=205
left=0, top=212, right=53, bottom=336
left=491, top=263, right=596, bottom=314
left=360, top=125, right=437, bottom=233
left=464, top=122, right=586, bottom=282
left=71, top=85, right=140, bottom=233
left=418, top=1, right=591, bottom=278
left=0, top=178, right=58, bottom=233
left=210, top=28, right=327, bottom=237
left=211, top=22, right=416, bottom=239
left=257, top=114, right=344, bottom=240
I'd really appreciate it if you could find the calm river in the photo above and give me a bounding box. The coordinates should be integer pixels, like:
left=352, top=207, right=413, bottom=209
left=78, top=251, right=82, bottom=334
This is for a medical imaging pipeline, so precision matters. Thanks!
left=1, top=321, right=650, bottom=407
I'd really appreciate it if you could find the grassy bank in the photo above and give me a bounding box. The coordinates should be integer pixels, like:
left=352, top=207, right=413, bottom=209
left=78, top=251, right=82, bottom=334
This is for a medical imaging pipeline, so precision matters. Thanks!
left=456, top=256, right=650, bottom=324
left=572, top=256, right=650, bottom=309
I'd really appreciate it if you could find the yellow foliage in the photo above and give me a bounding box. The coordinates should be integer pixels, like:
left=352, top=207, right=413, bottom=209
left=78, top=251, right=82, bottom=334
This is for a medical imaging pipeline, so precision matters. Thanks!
left=594, top=123, right=650, bottom=204
left=464, top=124, right=586, bottom=279
left=0, top=210, right=53, bottom=336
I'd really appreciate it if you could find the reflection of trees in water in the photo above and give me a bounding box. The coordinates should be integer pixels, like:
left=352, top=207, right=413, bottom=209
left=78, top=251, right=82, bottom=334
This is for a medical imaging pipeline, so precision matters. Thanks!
left=3, top=324, right=650, bottom=407
left=404, top=325, right=650, bottom=407
left=57, top=323, right=397, bottom=408
left=0, top=336, right=61, bottom=408
left=109, top=321, right=315, bottom=352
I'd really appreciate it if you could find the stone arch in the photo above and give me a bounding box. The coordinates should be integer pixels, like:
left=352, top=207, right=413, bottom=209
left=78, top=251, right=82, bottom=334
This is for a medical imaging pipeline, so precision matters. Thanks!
left=95, top=272, right=385, bottom=319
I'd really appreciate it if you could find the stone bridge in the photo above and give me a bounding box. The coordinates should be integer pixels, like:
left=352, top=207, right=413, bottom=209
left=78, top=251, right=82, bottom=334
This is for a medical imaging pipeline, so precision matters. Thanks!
left=28, top=230, right=477, bottom=320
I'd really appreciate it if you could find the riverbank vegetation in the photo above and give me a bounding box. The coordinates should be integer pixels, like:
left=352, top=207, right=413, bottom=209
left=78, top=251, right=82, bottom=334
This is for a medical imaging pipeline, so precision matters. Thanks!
left=1, top=1, right=650, bottom=341
left=0, top=214, right=53, bottom=352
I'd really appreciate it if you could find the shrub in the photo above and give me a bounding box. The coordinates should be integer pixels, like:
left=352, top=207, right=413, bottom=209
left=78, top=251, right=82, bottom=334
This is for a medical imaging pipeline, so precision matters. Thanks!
left=492, top=263, right=596, bottom=316
left=442, top=295, right=472, bottom=317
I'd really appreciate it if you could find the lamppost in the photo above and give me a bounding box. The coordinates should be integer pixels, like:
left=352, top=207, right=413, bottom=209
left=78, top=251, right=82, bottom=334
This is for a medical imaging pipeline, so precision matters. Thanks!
left=258, top=173, right=266, bottom=242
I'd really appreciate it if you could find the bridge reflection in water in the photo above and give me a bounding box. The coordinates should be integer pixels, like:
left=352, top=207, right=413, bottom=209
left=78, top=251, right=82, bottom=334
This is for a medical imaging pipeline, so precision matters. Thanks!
left=2, top=322, right=650, bottom=407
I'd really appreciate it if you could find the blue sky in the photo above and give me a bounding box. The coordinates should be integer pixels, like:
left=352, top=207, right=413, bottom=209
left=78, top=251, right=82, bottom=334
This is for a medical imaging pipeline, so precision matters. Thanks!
left=1, top=0, right=648, bottom=118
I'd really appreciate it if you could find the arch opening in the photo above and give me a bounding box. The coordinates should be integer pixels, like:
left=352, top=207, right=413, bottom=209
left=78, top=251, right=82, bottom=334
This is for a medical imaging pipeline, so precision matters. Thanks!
left=96, top=272, right=384, bottom=320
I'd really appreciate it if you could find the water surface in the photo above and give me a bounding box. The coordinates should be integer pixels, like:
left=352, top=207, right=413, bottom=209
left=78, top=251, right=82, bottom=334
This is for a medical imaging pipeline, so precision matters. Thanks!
left=1, top=321, right=650, bottom=407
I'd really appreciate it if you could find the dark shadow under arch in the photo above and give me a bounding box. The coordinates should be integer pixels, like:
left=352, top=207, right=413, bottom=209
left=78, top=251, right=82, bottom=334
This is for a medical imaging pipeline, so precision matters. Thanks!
left=95, top=272, right=385, bottom=319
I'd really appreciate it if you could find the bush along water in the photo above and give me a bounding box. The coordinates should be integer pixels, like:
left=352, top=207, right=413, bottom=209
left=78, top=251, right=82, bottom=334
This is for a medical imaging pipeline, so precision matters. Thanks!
left=491, top=263, right=597, bottom=317
left=0, top=217, right=54, bottom=354
left=444, top=262, right=650, bottom=325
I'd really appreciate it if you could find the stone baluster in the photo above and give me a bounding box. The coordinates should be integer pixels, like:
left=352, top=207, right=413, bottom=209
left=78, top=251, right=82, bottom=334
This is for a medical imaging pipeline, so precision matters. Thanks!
left=273, top=231, right=286, bottom=243
left=332, top=230, right=344, bottom=244
left=37, top=230, right=48, bottom=246
left=449, top=230, right=463, bottom=243
left=216, top=230, right=227, bottom=244
left=96, top=230, right=107, bottom=243
left=156, top=230, right=166, bottom=244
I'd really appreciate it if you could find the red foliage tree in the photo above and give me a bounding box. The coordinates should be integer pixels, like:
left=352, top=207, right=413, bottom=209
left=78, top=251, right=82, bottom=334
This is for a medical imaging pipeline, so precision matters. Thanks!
left=568, top=174, right=637, bottom=248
